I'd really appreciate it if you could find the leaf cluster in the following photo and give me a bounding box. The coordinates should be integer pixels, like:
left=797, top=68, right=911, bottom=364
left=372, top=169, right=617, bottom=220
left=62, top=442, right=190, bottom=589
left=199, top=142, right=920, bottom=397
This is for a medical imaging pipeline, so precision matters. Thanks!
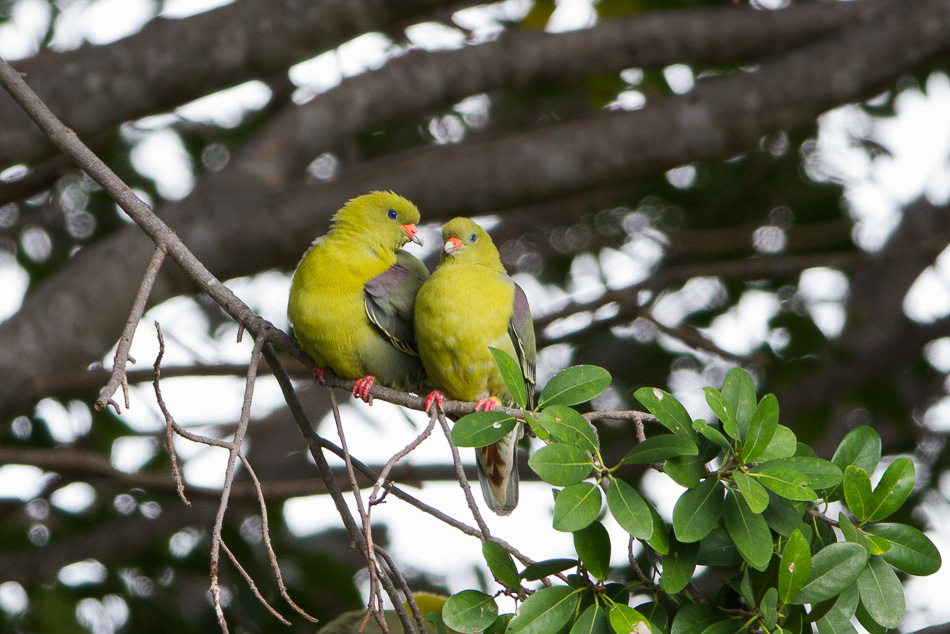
left=443, top=361, right=940, bottom=634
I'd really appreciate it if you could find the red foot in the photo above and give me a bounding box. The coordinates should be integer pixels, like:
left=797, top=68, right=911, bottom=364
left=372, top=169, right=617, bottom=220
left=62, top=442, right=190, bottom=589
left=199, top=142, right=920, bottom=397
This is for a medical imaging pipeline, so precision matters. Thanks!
left=313, top=366, right=328, bottom=385
left=424, top=391, right=445, bottom=414
left=476, top=397, right=500, bottom=412
left=352, top=375, right=376, bottom=404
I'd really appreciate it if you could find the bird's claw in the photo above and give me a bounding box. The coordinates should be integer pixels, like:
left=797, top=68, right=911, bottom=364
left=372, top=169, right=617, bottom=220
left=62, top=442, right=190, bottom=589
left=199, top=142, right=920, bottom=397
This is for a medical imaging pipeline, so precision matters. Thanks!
left=313, top=366, right=328, bottom=385
left=424, top=391, right=445, bottom=414
left=352, top=376, right=376, bottom=404
left=475, top=397, right=500, bottom=412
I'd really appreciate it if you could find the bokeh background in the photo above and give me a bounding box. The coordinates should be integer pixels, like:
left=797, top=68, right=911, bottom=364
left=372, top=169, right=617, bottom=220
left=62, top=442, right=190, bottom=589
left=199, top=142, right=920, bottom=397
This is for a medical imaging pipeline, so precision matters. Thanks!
left=2, top=0, right=950, bottom=631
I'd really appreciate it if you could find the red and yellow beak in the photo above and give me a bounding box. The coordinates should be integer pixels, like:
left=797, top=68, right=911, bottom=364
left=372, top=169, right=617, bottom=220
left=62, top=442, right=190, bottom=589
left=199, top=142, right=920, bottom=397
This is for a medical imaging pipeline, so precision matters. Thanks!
left=443, top=236, right=463, bottom=255
left=402, top=223, right=423, bottom=246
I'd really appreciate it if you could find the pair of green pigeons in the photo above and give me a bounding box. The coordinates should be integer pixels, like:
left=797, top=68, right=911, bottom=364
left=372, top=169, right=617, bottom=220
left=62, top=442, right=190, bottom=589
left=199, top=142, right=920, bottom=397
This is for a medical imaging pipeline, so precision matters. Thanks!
left=288, top=191, right=536, bottom=516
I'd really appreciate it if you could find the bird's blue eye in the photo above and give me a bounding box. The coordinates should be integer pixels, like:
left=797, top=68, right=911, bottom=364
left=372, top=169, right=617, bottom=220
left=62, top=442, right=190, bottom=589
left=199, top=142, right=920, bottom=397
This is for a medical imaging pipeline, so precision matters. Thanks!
left=388, top=209, right=397, bottom=219
left=469, top=234, right=476, bottom=242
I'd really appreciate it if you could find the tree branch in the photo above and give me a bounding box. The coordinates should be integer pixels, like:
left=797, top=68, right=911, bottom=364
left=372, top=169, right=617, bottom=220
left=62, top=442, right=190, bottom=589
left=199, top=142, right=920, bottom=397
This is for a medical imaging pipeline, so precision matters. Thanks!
left=0, top=0, right=468, bottom=166
left=3, top=0, right=947, bottom=420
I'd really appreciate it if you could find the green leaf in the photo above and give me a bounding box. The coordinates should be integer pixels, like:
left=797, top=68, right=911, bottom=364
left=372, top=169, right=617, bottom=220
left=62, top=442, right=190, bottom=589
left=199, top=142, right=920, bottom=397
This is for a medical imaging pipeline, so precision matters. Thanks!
left=754, top=424, right=797, bottom=462
left=723, top=490, right=772, bottom=571
left=721, top=367, right=757, bottom=437
left=665, top=453, right=705, bottom=489
left=843, top=465, right=874, bottom=523
left=766, top=457, right=843, bottom=490
left=571, top=604, right=610, bottom=634
left=816, top=608, right=858, bottom=634
left=856, top=556, right=905, bottom=629
left=620, top=434, right=698, bottom=465
left=855, top=600, right=887, bottom=634
left=698, top=529, right=742, bottom=566
left=605, top=478, right=653, bottom=539
left=750, top=464, right=816, bottom=501
left=539, top=365, right=612, bottom=408
left=635, top=602, right=668, bottom=633
left=733, top=471, right=769, bottom=513
left=673, top=478, right=724, bottom=543
left=426, top=611, right=449, bottom=634
left=529, top=442, right=593, bottom=486
left=662, top=539, right=699, bottom=594
left=574, top=521, right=611, bottom=581
left=760, top=587, right=778, bottom=630
left=508, top=586, right=579, bottom=634
left=553, top=482, right=603, bottom=532
left=866, top=535, right=892, bottom=556
left=761, top=492, right=807, bottom=538
left=832, top=426, right=882, bottom=475
left=779, top=529, right=812, bottom=605
left=704, top=387, right=738, bottom=440
left=741, top=394, right=778, bottom=463
left=867, top=457, right=914, bottom=521
left=609, top=606, right=648, bottom=634
left=536, top=405, right=599, bottom=452
left=521, top=559, right=578, bottom=581
left=671, top=603, right=722, bottom=634
left=836, top=583, right=860, bottom=618
left=699, top=619, right=745, bottom=634
left=485, top=613, right=513, bottom=634
left=838, top=513, right=872, bottom=555
left=694, top=419, right=733, bottom=453
left=634, top=387, right=697, bottom=440
left=443, top=590, right=498, bottom=633
left=483, top=541, right=521, bottom=590
left=645, top=500, right=670, bottom=555
left=451, top=411, right=518, bottom=448
left=865, top=523, right=941, bottom=576
left=488, top=347, right=527, bottom=409
left=792, top=543, right=868, bottom=605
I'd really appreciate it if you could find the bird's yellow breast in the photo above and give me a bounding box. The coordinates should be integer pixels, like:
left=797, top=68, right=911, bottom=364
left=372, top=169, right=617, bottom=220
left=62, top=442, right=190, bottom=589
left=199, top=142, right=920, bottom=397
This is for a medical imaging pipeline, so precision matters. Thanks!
left=415, top=264, right=517, bottom=403
left=288, top=238, right=392, bottom=380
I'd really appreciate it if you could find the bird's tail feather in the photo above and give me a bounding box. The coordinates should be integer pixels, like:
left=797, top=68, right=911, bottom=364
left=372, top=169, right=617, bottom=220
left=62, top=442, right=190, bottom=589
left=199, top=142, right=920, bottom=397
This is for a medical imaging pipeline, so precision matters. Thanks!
left=475, top=422, right=523, bottom=516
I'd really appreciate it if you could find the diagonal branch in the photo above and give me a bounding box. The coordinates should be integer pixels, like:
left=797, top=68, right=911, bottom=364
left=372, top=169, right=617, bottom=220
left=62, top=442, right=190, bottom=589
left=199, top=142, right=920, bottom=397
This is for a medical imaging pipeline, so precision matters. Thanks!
left=4, top=0, right=949, bottom=420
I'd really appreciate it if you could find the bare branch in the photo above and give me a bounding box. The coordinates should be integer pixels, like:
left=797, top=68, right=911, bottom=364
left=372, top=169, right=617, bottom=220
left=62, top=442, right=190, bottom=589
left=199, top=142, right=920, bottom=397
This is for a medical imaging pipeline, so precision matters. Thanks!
left=96, top=244, right=167, bottom=411
left=153, top=321, right=191, bottom=506
left=435, top=409, right=493, bottom=539
left=240, top=454, right=318, bottom=624
left=220, top=540, right=291, bottom=627
left=209, top=334, right=266, bottom=631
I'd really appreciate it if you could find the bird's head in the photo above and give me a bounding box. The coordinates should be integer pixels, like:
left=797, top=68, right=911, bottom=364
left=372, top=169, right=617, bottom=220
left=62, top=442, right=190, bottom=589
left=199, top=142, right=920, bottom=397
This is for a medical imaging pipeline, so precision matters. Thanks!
left=333, top=191, right=423, bottom=251
left=439, top=217, right=500, bottom=267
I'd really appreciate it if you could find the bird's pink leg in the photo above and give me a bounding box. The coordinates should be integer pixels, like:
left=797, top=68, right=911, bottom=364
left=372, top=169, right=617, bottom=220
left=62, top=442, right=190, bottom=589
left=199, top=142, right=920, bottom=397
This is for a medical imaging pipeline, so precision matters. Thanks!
left=424, top=390, right=445, bottom=414
left=352, top=375, right=376, bottom=404
left=313, top=366, right=328, bottom=385
left=475, top=396, right=500, bottom=412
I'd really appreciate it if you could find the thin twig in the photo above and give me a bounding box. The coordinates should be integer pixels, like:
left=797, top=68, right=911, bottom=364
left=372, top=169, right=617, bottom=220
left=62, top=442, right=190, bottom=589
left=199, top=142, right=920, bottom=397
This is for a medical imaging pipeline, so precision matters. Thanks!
left=96, top=244, right=167, bottom=411
left=369, top=411, right=438, bottom=509
left=153, top=321, right=190, bottom=506
left=377, top=548, right=429, bottom=634
left=220, top=540, right=291, bottom=626
left=628, top=536, right=660, bottom=592
left=153, top=322, right=233, bottom=450
left=260, top=344, right=415, bottom=634
left=239, top=454, right=318, bottom=623
left=327, top=386, right=388, bottom=633
left=435, top=409, right=492, bottom=539
left=210, top=333, right=267, bottom=633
